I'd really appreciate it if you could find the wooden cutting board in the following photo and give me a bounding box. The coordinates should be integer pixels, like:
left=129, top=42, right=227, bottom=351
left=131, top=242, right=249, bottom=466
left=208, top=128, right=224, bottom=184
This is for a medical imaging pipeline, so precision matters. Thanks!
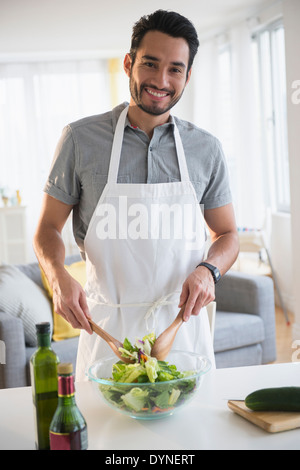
left=228, top=400, right=300, bottom=433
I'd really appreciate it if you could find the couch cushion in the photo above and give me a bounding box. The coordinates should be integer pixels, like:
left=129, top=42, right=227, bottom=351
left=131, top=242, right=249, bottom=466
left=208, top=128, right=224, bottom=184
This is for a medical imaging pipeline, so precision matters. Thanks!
left=16, top=262, right=44, bottom=289
left=16, top=255, right=81, bottom=290
left=213, top=311, right=265, bottom=353
left=0, top=265, right=53, bottom=346
left=215, top=344, right=263, bottom=368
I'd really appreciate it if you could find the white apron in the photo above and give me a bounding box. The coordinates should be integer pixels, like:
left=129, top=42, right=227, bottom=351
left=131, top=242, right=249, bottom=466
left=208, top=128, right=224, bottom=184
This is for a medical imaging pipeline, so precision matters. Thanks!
left=76, top=106, right=215, bottom=381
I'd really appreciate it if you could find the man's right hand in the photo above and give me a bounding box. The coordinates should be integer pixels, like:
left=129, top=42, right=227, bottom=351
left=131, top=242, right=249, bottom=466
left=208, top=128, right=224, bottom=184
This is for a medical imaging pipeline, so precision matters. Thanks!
left=52, top=269, right=93, bottom=334
left=33, top=194, right=93, bottom=335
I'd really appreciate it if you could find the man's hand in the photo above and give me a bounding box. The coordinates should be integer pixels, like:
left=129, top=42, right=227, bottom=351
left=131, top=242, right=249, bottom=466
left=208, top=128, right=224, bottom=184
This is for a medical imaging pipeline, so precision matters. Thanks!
left=52, top=270, right=93, bottom=334
left=178, top=203, right=239, bottom=322
left=33, top=194, right=93, bottom=335
left=178, top=266, right=215, bottom=321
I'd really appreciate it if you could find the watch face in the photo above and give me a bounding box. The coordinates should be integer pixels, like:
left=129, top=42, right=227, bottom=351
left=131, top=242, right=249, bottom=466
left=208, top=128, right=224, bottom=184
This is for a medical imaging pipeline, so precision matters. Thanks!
left=214, top=268, right=221, bottom=282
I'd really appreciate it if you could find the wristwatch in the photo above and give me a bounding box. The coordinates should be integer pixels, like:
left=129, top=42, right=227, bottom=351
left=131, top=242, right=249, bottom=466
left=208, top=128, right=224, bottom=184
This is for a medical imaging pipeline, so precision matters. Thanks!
left=196, top=262, right=221, bottom=284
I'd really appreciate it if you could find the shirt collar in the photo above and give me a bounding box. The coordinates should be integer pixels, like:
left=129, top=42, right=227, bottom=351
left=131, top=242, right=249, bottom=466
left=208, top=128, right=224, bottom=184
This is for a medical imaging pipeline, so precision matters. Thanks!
left=111, top=101, right=176, bottom=133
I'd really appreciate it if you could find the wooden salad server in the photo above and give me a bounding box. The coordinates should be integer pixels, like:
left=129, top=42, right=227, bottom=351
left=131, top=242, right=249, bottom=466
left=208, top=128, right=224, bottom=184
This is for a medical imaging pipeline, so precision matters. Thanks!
left=88, top=319, right=134, bottom=364
left=150, top=305, right=186, bottom=361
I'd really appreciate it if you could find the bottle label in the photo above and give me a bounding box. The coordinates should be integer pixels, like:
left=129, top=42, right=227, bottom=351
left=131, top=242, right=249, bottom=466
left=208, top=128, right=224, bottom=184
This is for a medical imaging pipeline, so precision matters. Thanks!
left=50, top=427, right=88, bottom=450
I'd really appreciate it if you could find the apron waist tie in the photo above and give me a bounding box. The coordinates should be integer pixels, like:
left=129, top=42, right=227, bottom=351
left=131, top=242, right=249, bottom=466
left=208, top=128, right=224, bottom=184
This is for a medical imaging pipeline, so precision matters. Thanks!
left=86, top=290, right=181, bottom=331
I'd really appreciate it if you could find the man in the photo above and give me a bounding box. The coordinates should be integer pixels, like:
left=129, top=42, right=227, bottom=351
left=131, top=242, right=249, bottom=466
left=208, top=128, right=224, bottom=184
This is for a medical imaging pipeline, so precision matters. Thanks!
left=33, top=10, right=239, bottom=379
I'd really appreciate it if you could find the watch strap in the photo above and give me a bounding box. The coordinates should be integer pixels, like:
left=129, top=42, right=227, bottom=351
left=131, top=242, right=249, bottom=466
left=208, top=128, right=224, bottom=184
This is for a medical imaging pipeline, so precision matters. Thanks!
left=196, top=262, right=221, bottom=284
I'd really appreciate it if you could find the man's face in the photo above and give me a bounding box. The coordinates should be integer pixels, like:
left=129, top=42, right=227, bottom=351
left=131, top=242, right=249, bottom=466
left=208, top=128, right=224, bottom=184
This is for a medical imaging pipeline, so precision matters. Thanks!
left=124, top=31, right=191, bottom=116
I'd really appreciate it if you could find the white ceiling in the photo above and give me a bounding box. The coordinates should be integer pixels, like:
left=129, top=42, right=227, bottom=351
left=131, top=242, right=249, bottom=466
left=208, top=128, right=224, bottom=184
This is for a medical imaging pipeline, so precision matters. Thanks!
left=121, top=0, right=276, bottom=38
left=0, top=0, right=278, bottom=55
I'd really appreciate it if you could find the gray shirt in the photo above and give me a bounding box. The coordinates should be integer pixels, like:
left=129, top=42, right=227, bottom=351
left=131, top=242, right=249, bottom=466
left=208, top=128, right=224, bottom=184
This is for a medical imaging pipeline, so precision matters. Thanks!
left=44, top=102, right=232, bottom=256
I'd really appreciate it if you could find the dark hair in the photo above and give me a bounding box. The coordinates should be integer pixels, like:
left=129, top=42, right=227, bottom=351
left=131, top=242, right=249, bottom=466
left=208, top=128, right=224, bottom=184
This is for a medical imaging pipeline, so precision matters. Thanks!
left=130, top=10, right=199, bottom=73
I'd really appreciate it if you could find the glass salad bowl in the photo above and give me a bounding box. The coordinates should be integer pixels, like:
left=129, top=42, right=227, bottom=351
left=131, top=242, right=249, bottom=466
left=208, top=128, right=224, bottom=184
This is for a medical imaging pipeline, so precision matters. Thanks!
left=86, top=350, right=211, bottom=420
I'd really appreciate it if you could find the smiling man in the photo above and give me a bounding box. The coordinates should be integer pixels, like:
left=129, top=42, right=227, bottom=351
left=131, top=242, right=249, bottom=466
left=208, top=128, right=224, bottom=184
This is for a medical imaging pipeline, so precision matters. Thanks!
left=125, top=31, right=191, bottom=120
left=33, top=10, right=239, bottom=380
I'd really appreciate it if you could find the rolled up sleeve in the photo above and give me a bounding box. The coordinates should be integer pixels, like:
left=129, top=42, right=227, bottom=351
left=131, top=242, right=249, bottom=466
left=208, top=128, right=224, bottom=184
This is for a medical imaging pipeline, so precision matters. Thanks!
left=44, top=125, right=81, bottom=205
left=201, top=138, right=232, bottom=209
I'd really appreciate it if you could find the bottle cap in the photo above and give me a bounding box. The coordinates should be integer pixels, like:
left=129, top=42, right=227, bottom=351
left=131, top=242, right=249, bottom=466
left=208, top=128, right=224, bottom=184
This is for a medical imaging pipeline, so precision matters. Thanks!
left=36, top=322, right=50, bottom=334
left=58, top=363, right=73, bottom=375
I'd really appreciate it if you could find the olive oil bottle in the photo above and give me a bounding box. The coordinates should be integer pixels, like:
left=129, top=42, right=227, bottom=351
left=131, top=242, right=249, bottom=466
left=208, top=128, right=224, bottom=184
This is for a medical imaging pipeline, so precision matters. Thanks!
left=49, top=363, right=88, bottom=450
left=30, top=322, right=59, bottom=450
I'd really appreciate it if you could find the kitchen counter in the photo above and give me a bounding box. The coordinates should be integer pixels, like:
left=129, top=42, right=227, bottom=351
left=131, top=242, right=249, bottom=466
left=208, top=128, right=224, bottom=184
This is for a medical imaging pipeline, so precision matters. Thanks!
left=0, top=362, right=300, bottom=451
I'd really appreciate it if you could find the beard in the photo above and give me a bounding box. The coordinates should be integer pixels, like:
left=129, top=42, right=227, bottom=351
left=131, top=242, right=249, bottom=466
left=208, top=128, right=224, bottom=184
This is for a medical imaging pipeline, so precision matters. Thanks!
left=129, top=76, right=184, bottom=116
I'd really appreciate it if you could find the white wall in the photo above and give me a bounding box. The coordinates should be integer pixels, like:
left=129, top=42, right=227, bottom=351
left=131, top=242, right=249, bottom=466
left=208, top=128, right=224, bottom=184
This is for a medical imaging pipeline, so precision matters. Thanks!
left=269, top=212, right=293, bottom=313
left=283, top=0, right=300, bottom=337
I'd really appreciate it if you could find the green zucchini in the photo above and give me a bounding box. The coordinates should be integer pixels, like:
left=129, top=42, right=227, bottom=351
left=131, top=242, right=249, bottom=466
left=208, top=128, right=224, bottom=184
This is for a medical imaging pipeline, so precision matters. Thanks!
left=245, top=387, right=300, bottom=412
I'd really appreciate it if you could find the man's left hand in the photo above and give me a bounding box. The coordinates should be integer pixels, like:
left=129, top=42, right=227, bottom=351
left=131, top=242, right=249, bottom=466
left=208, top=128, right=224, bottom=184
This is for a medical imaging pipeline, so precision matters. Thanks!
left=178, top=266, right=215, bottom=321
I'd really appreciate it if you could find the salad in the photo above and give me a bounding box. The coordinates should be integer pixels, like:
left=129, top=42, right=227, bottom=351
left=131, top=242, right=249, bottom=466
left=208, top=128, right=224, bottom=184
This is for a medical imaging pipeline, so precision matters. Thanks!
left=98, top=333, right=199, bottom=416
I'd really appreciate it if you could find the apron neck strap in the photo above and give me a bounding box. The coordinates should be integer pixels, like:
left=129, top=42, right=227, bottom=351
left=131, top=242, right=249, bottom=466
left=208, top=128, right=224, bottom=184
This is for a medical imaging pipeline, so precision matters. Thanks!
left=107, top=106, right=128, bottom=183
left=107, top=105, right=190, bottom=183
left=172, top=122, right=190, bottom=182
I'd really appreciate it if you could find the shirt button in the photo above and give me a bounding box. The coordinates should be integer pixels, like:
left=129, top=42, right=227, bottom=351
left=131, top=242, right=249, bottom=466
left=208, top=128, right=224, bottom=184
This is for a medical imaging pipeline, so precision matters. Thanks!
left=149, top=146, right=153, bottom=152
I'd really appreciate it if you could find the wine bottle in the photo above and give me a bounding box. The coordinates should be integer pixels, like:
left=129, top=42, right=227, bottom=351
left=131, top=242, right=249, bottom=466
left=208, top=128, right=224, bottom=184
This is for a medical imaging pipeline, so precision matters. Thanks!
left=30, top=322, right=59, bottom=450
left=49, top=363, right=88, bottom=450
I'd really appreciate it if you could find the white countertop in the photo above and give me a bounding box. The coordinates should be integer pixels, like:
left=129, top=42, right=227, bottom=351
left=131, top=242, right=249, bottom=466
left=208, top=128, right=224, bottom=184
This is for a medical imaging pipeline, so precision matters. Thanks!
left=1, top=362, right=300, bottom=451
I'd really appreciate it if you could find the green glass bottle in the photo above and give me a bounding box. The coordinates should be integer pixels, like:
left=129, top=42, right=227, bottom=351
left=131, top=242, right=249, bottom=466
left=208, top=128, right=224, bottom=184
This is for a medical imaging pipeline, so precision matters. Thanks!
left=30, top=322, right=59, bottom=450
left=49, top=363, right=88, bottom=450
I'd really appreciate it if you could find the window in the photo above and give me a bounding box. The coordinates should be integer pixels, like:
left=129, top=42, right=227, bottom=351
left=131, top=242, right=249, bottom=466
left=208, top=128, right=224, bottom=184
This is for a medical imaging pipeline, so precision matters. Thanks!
left=217, top=45, right=237, bottom=202
left=0, top=58, right=112, bottom=259
left=0, top=60, right=111, bottom=197
left=252, top=20, right=290, bottom=212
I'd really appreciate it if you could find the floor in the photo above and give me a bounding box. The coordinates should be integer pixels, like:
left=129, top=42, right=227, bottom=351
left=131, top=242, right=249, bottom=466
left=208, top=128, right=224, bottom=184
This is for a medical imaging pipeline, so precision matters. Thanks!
left=274, top=306, right=295, bottom=364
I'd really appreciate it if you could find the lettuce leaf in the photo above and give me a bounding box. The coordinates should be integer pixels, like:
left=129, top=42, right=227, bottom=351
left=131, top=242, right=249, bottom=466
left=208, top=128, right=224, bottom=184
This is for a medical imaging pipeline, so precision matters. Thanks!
left=145, top=357, right=159, bottom=383
left=121, top=387, right=149, bottom=412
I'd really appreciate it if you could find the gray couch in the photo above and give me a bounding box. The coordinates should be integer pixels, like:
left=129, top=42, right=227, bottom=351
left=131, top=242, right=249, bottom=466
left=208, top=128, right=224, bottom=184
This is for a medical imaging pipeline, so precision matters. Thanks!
left=214, top=271, right=276, bottom=368
left=0, top=256, right=277, bottom=388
